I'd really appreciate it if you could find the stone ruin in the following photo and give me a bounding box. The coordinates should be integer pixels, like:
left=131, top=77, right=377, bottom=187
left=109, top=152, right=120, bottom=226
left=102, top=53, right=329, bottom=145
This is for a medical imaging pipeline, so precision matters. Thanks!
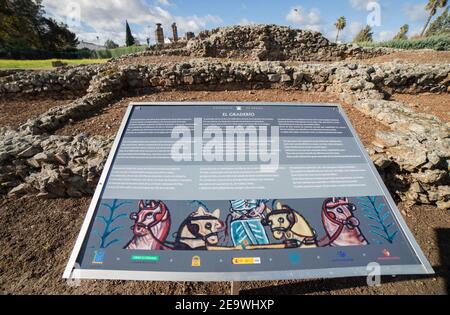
left=123, top=24, right=393, bottom=62
left=155, top=23, right=164, bottom=45
left=0, top=25, right=449, bottom=210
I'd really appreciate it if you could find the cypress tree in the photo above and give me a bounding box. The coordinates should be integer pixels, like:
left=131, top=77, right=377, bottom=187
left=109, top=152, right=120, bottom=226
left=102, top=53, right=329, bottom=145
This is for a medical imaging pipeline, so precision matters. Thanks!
left=125, top=20, right=135, bottom=47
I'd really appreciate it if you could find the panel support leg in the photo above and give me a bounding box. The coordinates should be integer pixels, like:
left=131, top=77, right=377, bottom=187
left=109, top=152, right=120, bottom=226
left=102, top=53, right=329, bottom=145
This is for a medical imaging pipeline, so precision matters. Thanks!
left=230, top=281, right=241, bottom=295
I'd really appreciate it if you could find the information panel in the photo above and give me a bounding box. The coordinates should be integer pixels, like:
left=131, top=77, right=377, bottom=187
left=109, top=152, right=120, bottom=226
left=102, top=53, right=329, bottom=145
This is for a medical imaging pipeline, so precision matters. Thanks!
left=64, top=103, right=433, bottom=281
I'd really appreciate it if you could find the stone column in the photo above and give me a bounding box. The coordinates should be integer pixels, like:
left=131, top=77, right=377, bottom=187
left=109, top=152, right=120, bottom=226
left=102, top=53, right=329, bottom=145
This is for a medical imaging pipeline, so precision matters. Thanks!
left=172, top=23, right=179, bottom=42
left=155, top=23, right=164, bottom=45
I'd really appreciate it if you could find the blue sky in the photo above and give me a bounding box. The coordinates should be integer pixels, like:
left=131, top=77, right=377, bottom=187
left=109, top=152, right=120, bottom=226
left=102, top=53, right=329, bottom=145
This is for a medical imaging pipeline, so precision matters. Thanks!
left=41, top=0, right=446, bottom=45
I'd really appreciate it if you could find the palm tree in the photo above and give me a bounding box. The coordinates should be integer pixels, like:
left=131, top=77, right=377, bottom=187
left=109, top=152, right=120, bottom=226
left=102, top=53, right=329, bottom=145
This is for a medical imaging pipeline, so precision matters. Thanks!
left=420, top=0, right=448, bottom=37
left=334, top=16, right=347, bottom=43
left=393, top=24, right=409, bottom=40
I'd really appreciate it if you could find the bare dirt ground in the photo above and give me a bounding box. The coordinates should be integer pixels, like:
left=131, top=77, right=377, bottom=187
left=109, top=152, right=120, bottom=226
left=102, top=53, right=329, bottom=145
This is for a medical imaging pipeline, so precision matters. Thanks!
left=391, top=93, right=450, bottom=122
left=56, top=89, right=390, bottom=148
left=0, top=97, right=75, bottom=129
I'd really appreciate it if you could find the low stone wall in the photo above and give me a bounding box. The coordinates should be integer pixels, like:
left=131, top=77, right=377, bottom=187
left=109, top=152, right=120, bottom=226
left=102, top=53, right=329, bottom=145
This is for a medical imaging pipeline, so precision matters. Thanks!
left=1, top=128, right=112, bottom=197
left=1, top=60, right=449, bottom=208
left=341, top=93, right=450, bottom=209
left=0, top=69, right=26, bottom=78
left=0, top=64, right=103, bottom=98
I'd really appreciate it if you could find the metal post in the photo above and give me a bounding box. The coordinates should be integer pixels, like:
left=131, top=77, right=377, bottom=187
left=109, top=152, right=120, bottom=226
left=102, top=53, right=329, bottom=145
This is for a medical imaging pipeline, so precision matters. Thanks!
left=230, top=281, right=241, bottom=295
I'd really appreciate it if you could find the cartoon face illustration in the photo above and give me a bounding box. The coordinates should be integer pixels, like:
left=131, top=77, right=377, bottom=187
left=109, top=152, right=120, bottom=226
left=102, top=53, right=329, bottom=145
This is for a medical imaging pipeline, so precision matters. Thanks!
left=323, top=197, right=359, bottom=228
left=125, top=200, right=172, bottom=251
left=175, top=207, right=226, bottom=250
left=265, top=202, right=317, bottom=248
left=229, top=199, right=268, bottom=220
left=130, top=200, right=168, bottom=237
left=188, top=207, right=225, bottom=245
left=265, top=203, right=296, bottom=240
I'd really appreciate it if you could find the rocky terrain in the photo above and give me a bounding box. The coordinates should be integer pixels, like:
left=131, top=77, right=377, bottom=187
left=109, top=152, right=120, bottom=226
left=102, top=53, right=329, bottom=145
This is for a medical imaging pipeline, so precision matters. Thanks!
left=114, top=25, right=393, bottom=62
left=1, top=59, right=448, bottom=210
left=0, top=25, right=449, bottom=295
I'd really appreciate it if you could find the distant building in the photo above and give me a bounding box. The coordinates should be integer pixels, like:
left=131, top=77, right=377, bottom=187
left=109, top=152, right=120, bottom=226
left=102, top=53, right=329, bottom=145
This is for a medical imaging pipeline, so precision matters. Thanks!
left=77, top=41, right=106, bottom=50
left=185, top=32, right=195, bottom=41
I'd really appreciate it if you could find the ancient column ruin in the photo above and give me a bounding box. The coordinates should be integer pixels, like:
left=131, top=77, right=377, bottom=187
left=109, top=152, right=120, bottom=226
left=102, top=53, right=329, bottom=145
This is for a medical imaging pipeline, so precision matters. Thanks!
left=172, top=23, right=178, bottom=42
left=155, top=23, right=164, bottom=45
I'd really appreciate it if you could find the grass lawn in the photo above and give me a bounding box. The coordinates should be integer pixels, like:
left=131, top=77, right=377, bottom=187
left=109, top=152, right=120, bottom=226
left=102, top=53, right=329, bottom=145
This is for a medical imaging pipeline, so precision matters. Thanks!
left=0, top=58, right=109, bottom=69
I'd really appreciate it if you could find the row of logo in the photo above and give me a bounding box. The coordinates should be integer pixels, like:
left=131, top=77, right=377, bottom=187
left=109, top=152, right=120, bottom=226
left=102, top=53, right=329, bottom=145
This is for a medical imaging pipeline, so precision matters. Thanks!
left=92, top=249, right=399, bottom=266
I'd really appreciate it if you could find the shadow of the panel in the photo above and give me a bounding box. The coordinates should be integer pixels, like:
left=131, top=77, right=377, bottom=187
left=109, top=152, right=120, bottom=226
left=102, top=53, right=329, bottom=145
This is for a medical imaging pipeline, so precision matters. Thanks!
left=241, top=272, right=442, bottom=295
left=436, top=228, right=449, bottom=294
left=243, top=228, right=450, bottom=295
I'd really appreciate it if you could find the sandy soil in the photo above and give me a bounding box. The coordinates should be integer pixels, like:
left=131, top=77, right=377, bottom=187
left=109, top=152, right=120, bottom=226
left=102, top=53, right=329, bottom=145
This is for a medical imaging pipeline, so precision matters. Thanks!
left=0, top=195, right=447, bottom=295
left=55, top=89, right=389, bottom=148
left=391, top=93, right=450, bottom=122
left=0, top=97, right=75, bottom=129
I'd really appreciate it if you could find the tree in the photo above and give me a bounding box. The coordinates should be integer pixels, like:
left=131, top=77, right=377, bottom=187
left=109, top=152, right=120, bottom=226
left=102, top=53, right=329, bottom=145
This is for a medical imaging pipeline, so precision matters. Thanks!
left=420, top=0, right=448, bottom=37
left=353, top=25, right=373, bottom=43
left=104, top=39, right=119, bottom=49
left=393, top=24, right=409, bottom=40
left=125, top=20, right=135, bottom=46
left=40, top=18, right=79, bottom=50
left=334, top=16, right=347, bottom=43
left=0, top=0, right=44, bottom=49
left=0, top=0, right=78, bottom=51
left=425, top=7, right=450, bottom=36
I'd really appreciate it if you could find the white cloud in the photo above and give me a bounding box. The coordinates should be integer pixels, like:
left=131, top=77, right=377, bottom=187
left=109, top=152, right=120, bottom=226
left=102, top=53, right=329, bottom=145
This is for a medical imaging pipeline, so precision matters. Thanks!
left=156, top=0, right=174, bottom=7
left=376, top=30, right=394, bottom=41
left=42, top=0, right=222, bottom=45
left=238, top=18, right=255, bottom=26
left=285, top=6, right=369, bottom=43
left=403, top=2, right=428, bottom=22
left=286, top=6, right=323, bottom=32
left=349, top=0, right=380, bottom=11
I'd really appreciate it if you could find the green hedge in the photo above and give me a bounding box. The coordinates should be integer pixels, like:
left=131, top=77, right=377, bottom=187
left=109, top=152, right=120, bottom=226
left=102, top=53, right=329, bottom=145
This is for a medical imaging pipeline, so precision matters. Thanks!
left=91, top=45, right=148, bottom=58
left=358, top=35, right=450, bottom=51
left=0, top=48, right=93, bottom=59
left=0, top=45, right=148, bottom=60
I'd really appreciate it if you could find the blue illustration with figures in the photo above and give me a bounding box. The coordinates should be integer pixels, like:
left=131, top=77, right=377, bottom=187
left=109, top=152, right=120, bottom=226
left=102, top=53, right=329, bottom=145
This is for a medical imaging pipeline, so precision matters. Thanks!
left=228, top=199, right=270, bottom=247
left=231, top=219, right=269, bottom=246
left=86, top=197, right=406, bottom=252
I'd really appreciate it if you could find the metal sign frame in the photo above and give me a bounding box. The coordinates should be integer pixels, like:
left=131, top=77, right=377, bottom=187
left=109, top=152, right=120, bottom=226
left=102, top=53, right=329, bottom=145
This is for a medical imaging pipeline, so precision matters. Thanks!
left=63, top=102, right=434, bottom=282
